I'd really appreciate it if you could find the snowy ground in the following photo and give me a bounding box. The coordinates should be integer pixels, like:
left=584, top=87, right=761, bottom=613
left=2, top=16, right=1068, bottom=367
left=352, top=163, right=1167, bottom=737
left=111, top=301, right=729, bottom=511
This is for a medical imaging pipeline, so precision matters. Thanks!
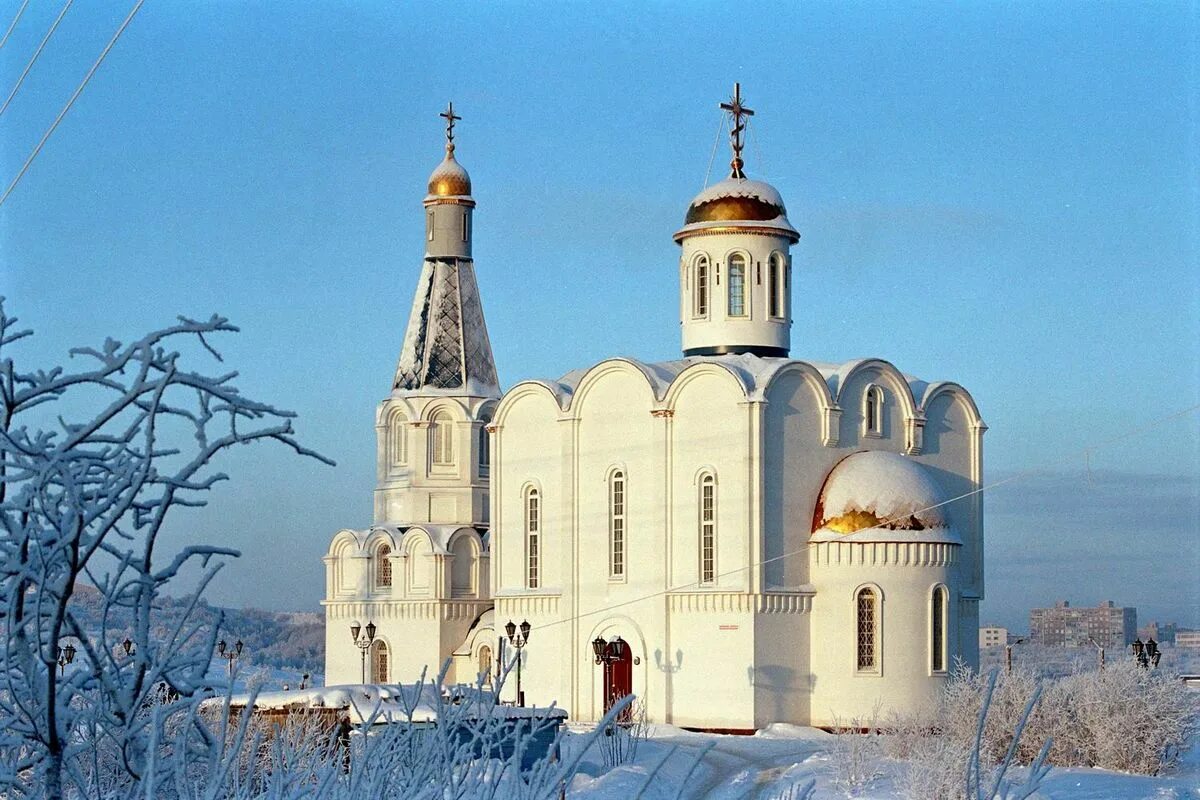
left=564, top=723, right=1200, bottom=800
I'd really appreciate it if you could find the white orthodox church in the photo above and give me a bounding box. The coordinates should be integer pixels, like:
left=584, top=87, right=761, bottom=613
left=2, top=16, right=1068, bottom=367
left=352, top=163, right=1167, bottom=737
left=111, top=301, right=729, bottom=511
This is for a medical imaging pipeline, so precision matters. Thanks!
left=323, top=89, right=986, bottom=731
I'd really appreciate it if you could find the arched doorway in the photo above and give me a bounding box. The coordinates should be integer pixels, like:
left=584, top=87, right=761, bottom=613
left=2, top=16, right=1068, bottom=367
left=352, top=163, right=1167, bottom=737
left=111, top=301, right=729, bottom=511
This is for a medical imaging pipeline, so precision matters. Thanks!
left=602, top=637, right=633, bottom=720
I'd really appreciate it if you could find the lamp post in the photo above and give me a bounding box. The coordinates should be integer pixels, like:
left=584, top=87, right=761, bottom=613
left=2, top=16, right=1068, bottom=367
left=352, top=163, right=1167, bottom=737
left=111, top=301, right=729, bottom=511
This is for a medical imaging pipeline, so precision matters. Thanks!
left=351, top=621, right=377, bottom=684
left=1132, top=637, right=1160, bottom=669
left=217, top=639, right=244, bottom=678
left=504, top=619, right=531, bottom=707
left=1087, top=637, right=1106, bottom=671
left=1005, top=636, right=1026, bottom=674
left=57, top=643, right=76, bottom=677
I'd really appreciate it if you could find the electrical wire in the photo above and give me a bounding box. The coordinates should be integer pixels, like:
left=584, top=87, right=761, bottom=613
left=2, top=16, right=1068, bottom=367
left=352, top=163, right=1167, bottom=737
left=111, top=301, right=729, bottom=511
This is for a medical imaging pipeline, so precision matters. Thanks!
left=1, top=0, right=75, bottom=118
left=702, top=111, right=726, bottom=189
left=0, top=0, right=30, bottom=51
left=0, top=0, right=146, bottom=208
left=523, top=401, right=1200, bottom=635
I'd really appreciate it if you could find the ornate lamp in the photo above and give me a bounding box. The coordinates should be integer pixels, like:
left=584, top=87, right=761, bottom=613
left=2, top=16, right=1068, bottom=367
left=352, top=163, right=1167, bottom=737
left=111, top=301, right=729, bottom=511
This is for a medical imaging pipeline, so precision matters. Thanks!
left=504, top=619, right=516, bottom=642
left=351, top=621, right=377, bottom=684
left=592, top=637, right=606, bottom=664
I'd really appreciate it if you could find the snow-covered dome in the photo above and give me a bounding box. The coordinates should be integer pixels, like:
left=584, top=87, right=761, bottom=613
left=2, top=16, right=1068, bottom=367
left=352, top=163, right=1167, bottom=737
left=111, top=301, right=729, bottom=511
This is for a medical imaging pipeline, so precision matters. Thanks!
left=427, top=146, right=472, bottom=198
left=675, top=176, right=798, bottom=242
left=814, top=451, right=947, bottom=534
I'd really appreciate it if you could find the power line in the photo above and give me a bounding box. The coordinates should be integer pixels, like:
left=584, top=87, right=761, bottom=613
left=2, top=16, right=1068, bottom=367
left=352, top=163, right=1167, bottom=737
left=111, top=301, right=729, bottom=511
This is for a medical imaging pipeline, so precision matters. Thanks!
left=528, top=401, right=1200, bottom=635
left=1, top=0, right=75, bottom=118
left=702, top=111, right=725, bottom=189
left=0, top=0, right=146, bottom=208
left=0, top=0, right=31, bottom=51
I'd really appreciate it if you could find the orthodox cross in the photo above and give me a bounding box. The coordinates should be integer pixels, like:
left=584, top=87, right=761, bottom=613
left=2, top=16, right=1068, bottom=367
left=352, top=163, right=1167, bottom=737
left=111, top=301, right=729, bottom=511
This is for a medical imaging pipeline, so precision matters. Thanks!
left=720, top=83, right=754, bottom=179
left=440, top=102, right=462, bottom=150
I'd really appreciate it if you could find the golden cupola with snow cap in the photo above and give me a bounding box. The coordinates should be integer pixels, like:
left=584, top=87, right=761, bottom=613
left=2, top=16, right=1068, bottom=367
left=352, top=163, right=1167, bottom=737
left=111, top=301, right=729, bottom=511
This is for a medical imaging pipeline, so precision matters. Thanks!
left=424, top=102, right=475, bottom=259
left=675, top=84, right=799, bottom=358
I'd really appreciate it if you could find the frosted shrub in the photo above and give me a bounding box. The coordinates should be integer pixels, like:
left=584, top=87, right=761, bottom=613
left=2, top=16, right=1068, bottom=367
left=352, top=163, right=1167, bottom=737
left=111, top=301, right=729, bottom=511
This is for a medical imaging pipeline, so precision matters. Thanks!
left=828, top=709, right=882, bottom=796
left=598, top=696, right=649, bottom=768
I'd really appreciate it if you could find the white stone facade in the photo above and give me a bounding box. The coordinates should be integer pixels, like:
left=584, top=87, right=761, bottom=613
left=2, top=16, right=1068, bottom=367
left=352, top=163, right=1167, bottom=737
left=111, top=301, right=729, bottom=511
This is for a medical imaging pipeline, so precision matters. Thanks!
left=324, top=95, right=986, bottom=731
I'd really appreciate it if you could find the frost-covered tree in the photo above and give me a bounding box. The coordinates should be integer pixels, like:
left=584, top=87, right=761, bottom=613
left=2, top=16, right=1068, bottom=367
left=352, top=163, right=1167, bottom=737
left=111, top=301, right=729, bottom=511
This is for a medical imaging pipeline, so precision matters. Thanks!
left=0, top=300, right=331, bottom=798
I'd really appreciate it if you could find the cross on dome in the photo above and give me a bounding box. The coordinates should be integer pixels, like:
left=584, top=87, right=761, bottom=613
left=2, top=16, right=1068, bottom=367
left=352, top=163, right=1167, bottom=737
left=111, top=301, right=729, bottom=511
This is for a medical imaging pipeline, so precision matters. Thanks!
left=440, top=102, right=462, bottom=152
left=720, top=82, right=754, bottom=179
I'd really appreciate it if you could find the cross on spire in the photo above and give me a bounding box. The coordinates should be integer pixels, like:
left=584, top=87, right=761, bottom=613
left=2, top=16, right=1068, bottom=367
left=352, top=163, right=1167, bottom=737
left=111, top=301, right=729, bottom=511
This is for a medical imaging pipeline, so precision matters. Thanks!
left=440, top=102, right=462, bottom=153
left=720, top=83, right=754, bottom=179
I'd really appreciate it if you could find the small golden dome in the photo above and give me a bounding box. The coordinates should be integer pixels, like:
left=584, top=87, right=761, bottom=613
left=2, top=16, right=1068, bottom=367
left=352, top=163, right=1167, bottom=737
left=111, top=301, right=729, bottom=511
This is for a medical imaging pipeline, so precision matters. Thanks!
left=686, top=194, right=784, bottom=224
left=427, top=147, right=472, bottom=197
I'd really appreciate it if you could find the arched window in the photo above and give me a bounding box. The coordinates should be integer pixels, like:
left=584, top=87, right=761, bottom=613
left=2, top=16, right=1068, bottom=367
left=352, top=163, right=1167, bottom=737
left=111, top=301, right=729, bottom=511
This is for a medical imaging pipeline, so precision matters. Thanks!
left=694, top=255, right=709, bottom=317
left=478, top=644, right=493, bottom=686
left=478, top=423, right=490, bottom=474
left=430, top=410, right=454, bottom=465
left=525, top=487, right=540, bottom=589
left=864, top=385, right=884, bottom=436
left=727, top=254, right=747, bottom=316
left=857, top=587, right=879, bottom=671
left=371, top=640, right=389, bottom=683
left=768, top=254, right=783, bottom=318
left=462, top=211, right=470, bottom=242
left=931, top=586, right=948, bottom=673
left=426, top=211, right=434, bottom=241
left=375, top=543, right=392, bottom=589
left=609, top=471, right=626, bottom=578
left=699, top=473, right=716, bottom=584
left=388, top=412, right=408, bottom=465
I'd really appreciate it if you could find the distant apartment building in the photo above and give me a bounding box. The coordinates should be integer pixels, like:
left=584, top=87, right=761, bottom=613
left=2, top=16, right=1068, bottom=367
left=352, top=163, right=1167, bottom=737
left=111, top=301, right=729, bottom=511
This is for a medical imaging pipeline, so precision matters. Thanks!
left=1029, top=600, right=1136, bottom=648
left=979, top=626, right=1009, bottom=649
left=1137, top=621, right=1177, bottom=645
left=1176, top=630, right=1200, bottom=648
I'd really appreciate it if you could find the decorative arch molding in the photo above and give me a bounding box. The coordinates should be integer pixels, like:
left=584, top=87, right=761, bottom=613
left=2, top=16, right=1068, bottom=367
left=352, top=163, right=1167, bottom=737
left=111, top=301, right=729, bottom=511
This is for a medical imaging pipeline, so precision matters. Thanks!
left=661, top=361, right=750, bottom=411
left=761, top=361, right=841, bottom=447
left=421, top=398, right=471, bottom=423
left=568, top=358, right=662, bottom=416
left=493, top=381, right=567, bottom=426
left=919, top=381, right=986, bottom=430
left=327, top=529, right=365, bottom=558
left=835, top=359, right=924, bottom=454
left=583, top=613, right=649, bottom=720
left=690, top=463, right=720, bottom=485
left=374, top=397, right=422, bottom=427
left=363, top=527, right=399, bottom=553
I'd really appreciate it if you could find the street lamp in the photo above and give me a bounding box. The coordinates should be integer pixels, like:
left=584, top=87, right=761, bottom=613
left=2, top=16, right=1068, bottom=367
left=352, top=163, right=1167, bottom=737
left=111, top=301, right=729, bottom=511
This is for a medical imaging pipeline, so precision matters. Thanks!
left=1132, top=637, right=1160, bottom=669
left=217, top=638, right=244, bottom=678
left=57, top=642, right=76, bottom=676
left=504, top=619, right=531, bottom=707
left=351, top=621, right=377, bottom=684
left=592, top=635, right=626, bottom=665
left=1005, top=636, right=1026, bottom=674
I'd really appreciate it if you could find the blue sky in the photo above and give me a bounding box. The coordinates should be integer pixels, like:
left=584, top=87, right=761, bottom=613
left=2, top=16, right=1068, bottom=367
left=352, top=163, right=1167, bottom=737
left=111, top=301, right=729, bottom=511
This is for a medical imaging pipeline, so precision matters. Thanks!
left=2, top=2, right=1196, bottom=631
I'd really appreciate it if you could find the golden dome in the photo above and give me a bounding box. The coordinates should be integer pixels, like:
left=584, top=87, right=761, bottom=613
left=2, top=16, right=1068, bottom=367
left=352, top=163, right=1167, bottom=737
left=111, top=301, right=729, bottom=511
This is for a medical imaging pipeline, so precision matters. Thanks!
left=686, top=194, right=785, bottom=224
left=427, top=147, right=472, bottom=197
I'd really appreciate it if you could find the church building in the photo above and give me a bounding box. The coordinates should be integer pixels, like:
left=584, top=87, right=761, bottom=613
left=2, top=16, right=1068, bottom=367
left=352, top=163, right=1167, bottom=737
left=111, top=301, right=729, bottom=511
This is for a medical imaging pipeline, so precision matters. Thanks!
left=324, top=88, right=986, bottom=731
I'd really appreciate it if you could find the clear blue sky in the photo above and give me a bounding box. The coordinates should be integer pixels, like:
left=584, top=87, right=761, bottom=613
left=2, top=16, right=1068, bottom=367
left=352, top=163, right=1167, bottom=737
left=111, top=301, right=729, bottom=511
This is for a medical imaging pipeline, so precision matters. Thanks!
left=2, top=2, right=1197, bottom=631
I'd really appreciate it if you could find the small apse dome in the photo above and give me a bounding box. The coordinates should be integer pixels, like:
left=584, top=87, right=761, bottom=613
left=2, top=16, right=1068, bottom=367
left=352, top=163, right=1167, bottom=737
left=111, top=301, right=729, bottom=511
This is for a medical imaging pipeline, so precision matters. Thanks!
left=814, top=451, right=947, bottom=534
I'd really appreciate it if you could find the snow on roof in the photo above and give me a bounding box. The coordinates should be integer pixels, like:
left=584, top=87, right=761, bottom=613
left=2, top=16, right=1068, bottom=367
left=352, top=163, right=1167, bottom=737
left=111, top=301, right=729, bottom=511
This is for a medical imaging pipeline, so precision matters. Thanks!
left=818, top=451, right=947, bottom=529
left=688, top=177, right=786, bottom=209
left=810, top=526, right=963, bottom=545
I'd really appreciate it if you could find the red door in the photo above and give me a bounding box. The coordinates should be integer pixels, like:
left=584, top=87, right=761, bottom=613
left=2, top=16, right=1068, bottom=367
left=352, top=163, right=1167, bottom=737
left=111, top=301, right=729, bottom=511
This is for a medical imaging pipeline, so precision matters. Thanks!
left=603, top=640, right=633, bottom=720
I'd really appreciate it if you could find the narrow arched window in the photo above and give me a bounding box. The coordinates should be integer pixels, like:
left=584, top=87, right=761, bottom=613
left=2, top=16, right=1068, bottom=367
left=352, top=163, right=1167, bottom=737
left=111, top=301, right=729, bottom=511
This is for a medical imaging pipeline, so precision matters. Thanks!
left=931, top=586, right=947, bottom=672
left=462, top=211, right=470, bottom=242
left=376, top=544, right=392, bottom=589
left=478, top=422, right=490, bottom=474
left=699, top=473, right=716, bottom=584
left=857, top=588, right=879, bottom=671
left=430, top=410, right=454, bottom=465
left=478, top=644, right=493, bottom=686
left=525, top=487, right=540, bottom=589
left=426, top=211, right=434, bottom=241
left=694, top=256, right=709, bottom=317
left=609, top=471, right=626, bottom=578
left=768, top=254, right=783, bottom=318
left=864, top=385, right=884, bottom=436
left=388, top=413, right=408, bottom=465
left=728, top=254, right=747, bottom=316
left=371, top=640, right=389, bottom=683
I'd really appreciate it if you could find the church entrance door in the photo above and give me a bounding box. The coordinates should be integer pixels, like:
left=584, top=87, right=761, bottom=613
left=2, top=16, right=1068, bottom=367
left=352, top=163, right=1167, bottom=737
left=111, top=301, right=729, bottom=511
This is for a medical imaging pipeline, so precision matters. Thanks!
left=602, top=638, right=633, bottom=721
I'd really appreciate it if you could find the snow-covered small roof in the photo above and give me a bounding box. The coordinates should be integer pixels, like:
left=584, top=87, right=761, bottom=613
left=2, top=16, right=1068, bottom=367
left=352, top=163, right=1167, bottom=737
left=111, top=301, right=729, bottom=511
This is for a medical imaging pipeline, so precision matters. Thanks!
left=227, top=683, right=566, bottom=724
left=689, top=177, right=785, bottom=209
left=675, top=177, right=799, bottom=242
left=817, top=451, right=947, bottom=530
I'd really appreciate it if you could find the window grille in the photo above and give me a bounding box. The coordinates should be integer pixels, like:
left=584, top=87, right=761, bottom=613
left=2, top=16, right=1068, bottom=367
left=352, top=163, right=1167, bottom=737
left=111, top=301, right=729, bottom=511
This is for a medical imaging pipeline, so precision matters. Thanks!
left=694, top=257, right=709, bottom=316
left=372, top=641, right=389, bottom=683
left=728, top=254, right=747, bottom=316
left=857, top=588, right=877, bottom=670
left=610, top=471, right=625, bottom=578
left=700, top=474, right=715, bottom=583
left=526, top=488, right=540, bottom=589
left=376, top=544, right=392, bottom=588
left=932, top=586, right=946, bottom=672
